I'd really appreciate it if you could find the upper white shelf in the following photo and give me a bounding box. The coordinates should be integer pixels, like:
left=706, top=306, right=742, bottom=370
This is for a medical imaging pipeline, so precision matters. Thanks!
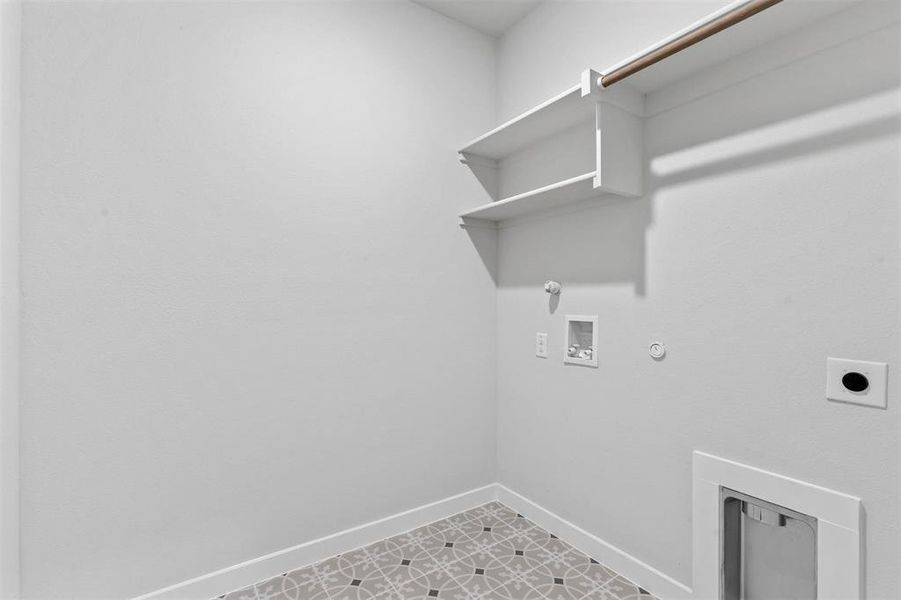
left=458, top=70, right=644, bottom=223
left=460, top=84, right=594, bottom=161
left=457, top=0, right=861, bottom=224
left=459, top=69, right=643, bottom=163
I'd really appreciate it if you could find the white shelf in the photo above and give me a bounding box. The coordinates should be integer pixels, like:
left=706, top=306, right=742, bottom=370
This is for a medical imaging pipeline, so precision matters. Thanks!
left=459, top=69, right=642, bottom=164
left=458, top=70, right=643, bottom=224
left=457, top=0, right=860, bottom=225
left=457, top=65, right=643, bottom=225
left=460, top=84, right=593, bottom=161
left=460, top=172, right=615, bottom=223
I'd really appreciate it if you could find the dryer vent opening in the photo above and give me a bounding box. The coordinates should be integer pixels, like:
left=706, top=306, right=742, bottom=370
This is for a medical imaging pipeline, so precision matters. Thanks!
left=721, top=487, right=817, bottom=600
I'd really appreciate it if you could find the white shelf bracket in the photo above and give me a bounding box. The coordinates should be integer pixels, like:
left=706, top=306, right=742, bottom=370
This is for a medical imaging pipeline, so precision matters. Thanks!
left=581, top=68, right=603, bottom=98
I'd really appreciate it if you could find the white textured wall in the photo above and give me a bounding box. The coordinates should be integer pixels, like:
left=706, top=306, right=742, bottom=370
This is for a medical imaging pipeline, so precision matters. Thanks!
left=19, top=2, right=497, bottom=598
left=495, top=2, right=900, bottom=598
left=0, top=2, right=21, bottom=598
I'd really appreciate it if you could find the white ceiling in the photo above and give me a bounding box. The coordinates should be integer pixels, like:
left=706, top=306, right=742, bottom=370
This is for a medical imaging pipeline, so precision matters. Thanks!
left=412, top=0, right=542, bottom=37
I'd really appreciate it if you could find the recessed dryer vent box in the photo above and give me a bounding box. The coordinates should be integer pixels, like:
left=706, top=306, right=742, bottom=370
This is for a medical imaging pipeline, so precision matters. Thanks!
left=564, top=315, right=598, bottom=367
left=721, top=487, right=817, bottom=600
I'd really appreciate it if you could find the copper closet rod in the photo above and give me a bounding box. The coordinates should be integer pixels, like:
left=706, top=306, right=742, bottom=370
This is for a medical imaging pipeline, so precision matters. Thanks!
left=600, top=0, right=783, bottom=88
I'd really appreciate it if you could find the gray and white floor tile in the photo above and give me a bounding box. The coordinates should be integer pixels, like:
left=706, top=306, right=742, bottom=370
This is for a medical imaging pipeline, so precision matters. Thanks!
left=214, top=502, right=659, bottom=600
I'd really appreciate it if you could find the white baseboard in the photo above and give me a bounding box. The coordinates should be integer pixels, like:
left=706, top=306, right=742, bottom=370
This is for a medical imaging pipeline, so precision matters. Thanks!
left=133, top=484, right=497, bottom=600
left=496, top=485, right=692, bottom=600
left=135, top=483, right=692, bottom=600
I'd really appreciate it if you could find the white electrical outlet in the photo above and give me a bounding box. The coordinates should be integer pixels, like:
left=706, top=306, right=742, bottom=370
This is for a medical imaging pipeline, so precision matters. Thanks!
left=826, top=357, right=888, bottom=408
left=535, top=333, right=548, bottom=358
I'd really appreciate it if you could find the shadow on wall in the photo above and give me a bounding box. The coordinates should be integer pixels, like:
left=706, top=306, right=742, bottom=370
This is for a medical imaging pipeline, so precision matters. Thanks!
left=480, top=18, right=900, bottom=298
left=646, top=23, right=901, bottom=192
left=463, top=221, right=499, bottom=285
left=648, top=22, right=901, bottom=159
left=651, top=111, right=901, bottom=191
left=493, top=195, right=651, bottom=296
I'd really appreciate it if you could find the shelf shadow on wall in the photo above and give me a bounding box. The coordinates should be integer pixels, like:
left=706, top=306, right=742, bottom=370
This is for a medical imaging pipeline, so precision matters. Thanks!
left=648, top=112, right=900, bottom=192
left=492, top=194, right=651, bottom=298
left=648, top=20, right=900, bottom=159
left=645, top=17, right=900, bottom=187
left=462, top=220, right=499, bottom=285
left=485, top=97, right=899, bottom=301
left=481, top=17, right=900, bottom=301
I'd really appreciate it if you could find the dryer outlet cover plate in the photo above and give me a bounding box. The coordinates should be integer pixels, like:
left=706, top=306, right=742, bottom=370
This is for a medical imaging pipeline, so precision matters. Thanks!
left=826, top=357, right=887, bottom=409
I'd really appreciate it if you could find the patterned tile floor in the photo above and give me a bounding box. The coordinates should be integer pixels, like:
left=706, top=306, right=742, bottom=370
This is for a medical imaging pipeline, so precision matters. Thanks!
left=218, top=502, right=658, bottom=600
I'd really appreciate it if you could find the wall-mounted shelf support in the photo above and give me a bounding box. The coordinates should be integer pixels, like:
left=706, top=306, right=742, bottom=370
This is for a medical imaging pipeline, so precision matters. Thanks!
left=454, top=0, right=850, bottom=226
left=458, top=69, right=644, bottom=225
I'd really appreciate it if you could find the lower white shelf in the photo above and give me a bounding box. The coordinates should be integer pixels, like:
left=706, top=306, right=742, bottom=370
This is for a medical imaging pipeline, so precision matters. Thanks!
left=459, top=172, right=625, bottom=223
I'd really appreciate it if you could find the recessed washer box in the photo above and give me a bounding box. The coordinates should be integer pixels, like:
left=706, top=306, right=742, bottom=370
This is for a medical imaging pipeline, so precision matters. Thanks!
left=564, top=315, right=598, bottom=368
left=826, top=357, right=887, bottom=408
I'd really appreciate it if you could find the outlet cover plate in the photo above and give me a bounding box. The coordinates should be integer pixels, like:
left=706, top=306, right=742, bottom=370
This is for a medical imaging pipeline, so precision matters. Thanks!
left=826, top=357, right=887, bottom=408
left=535, top=333, right=548, bottom=358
